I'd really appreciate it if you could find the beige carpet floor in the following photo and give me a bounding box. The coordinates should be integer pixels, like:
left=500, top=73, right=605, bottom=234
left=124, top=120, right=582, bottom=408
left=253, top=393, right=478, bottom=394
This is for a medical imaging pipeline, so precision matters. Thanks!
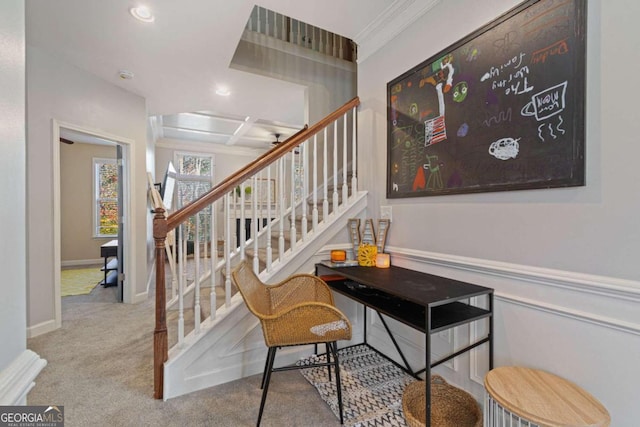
left=27, top=279, right=341, bottom=427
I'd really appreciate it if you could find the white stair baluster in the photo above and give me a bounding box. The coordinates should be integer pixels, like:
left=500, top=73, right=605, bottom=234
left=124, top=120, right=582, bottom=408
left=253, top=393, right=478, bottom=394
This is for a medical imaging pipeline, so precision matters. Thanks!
left=224, top=193, right=232, bottom=307
left=325, top=30, right=330, bottom=55
left=194, top=214, right=201, bottom=334
left=266, top=165, right=273, bottom=271
left=265, top=9, right=270, bottom=38
left=323, top=128, right=329, bottom=220
left=282, top=14, right=286, bottom=42
left=252, top=176, right=259, bottom=273
left=210, top=203, right=216, bottom=319
left=230, top=189, right=237, bottom=253
left=352, top=105, right=358, bottom=196
left=289, top=18, right=294, bottom=43
left=301, top=140, right=308, bottom=241
left=332, top=33, right=337, bottom=58
left=278, top=158, right=285, bottom=260
left=168, top=229, right=177, bottom=299
left=256, top=6, right=262, bottom=34
left=177, top=223, right=185, bottom=347
left=239, top=182, right=246, bottom=260
left=332, top=121, right=339, bottom=213
left=290, top=149, right=297, bottom=249
left=342, top=113, right=348, bottom=208
left=312, top=134, right=319, bottom=231
left=257, top=170, right=263, bottom=236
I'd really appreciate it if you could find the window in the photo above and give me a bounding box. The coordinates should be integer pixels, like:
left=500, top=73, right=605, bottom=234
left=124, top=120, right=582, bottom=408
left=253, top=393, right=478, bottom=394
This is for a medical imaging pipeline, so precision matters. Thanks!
left=94, top=158, right=118, bottom=237
left=175, top=152, right=214, bottom=241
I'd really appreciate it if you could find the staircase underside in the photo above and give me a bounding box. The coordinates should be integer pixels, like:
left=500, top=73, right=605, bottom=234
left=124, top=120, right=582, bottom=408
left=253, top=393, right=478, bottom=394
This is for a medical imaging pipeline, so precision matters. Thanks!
left=162, top=191, right=367, bottom=400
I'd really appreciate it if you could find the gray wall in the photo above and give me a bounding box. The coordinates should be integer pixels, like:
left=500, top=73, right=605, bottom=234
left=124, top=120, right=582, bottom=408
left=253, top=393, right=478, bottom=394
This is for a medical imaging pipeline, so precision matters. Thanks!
left=359, top=0, right=638, bottom=278
left=358, top=0, right=640, bottom=423
left=27, top=46, right=149, bottom=331
left=0, top=0, right=26, bottom=371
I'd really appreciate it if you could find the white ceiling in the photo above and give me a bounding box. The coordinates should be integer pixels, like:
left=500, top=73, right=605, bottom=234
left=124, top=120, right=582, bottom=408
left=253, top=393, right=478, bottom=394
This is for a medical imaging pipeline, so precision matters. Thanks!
left=26, top=0, right=397, bottom=148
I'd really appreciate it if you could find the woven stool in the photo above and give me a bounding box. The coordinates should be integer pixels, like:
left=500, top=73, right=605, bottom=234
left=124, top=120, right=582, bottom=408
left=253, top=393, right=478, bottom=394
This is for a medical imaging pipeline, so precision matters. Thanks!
left=484, top=366, right=610, bottom=427
left=402, top=375, right=482, bottom=427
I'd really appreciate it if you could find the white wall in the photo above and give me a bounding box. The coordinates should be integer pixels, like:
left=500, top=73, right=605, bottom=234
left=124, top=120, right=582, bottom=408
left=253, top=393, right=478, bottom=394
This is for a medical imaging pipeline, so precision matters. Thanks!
left=27, top=46, right=149, bottom=331
left=357, top=0, right=640, bottom=424
left=0, top=0, right=27, bottom=371
left=0, top=0, right=46, bottom=404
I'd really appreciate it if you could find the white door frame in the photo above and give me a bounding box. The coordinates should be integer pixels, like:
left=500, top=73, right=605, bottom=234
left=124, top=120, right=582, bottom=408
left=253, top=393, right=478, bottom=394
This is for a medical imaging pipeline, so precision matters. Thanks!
left=52, top=119, right=135, bottom=327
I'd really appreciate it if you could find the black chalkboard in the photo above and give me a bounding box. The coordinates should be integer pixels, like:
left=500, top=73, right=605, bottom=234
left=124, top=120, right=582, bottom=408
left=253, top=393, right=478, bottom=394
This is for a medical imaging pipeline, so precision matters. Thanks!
left=386, top=0, right=586, bottom=198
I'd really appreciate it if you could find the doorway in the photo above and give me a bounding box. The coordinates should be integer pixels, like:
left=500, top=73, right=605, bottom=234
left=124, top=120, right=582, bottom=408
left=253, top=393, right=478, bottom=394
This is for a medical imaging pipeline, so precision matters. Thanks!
left=52, top=120, right=133, bottom=326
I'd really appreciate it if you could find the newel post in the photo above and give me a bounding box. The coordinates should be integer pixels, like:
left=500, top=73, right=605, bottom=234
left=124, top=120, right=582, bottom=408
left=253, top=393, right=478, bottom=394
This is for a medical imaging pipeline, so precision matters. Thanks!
left=153, top=208, right=168, bottom=399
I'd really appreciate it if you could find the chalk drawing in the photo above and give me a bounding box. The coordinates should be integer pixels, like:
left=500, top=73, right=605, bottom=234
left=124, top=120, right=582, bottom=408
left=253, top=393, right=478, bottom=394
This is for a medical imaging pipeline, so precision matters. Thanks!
left=521, top=81, right=567, bottom=121
left=489, top=137, right=520, bottom=160
left=423, top=155, right=444, bottom=190
left=457, top=123, right=469, bottom=137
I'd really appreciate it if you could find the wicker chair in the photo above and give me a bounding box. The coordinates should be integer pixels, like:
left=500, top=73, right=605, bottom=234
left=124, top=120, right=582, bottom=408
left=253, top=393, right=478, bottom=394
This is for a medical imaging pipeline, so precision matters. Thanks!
left=231, top=261, right=352, bottom=426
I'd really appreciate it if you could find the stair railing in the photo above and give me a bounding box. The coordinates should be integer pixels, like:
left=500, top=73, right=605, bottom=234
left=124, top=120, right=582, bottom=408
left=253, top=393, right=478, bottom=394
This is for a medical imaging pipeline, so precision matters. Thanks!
left=153, top=97, right=360, bottom=399
left=245, top=6, right=356, bottom=62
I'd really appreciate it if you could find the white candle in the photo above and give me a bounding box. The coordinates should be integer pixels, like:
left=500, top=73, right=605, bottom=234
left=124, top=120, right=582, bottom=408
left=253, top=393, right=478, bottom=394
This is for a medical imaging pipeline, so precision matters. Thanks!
left=376, top=253, right=390, bottom=268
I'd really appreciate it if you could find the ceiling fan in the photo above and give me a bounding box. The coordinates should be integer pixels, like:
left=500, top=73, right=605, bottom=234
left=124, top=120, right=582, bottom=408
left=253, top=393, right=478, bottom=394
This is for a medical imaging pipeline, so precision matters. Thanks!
left=271, top=133, right=282, bottom=146
left=60, top=137, right=74, bottom=144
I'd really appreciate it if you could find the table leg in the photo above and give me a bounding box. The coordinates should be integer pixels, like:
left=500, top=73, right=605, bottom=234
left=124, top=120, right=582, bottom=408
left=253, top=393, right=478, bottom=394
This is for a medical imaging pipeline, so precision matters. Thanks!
left=425, top=305, right=431, bottom=427
left=363, top=306, right=368, bottom=345
left=489, top=292, right=494, bottom=369
left=103, top=255, right=108, bottom=286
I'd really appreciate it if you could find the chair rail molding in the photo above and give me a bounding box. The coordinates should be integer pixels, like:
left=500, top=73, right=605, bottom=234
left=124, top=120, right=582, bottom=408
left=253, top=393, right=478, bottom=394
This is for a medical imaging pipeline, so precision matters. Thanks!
left=387, top=245, right=640, bottom=334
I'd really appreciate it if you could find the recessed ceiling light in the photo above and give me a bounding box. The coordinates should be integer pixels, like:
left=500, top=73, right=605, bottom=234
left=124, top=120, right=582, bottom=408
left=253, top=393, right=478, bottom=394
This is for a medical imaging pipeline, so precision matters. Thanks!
left=129, top=6, right=155, bottom=23
left=215, top=87, right=231, bottom=97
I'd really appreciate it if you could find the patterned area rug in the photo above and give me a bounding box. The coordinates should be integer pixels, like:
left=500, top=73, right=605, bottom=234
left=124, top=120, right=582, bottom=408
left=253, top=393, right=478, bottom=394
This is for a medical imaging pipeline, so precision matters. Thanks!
left=300, top=344, right=416, bottom=426
left=61, top=268, right=103, bottom=296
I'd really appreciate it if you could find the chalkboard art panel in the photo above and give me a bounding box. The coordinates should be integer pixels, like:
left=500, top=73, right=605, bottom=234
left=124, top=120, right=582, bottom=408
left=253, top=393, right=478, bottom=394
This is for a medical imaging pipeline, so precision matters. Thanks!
left=386, top=0, right=586, bottom=198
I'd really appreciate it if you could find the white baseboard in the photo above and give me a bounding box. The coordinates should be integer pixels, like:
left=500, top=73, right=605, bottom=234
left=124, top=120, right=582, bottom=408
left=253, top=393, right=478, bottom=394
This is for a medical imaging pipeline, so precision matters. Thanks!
left=0, top=350, right=47, bottom=405
left=133, top=291, right=149, bottom=304
left=61, top=258, right=103, bottom=267
left=27, top=319, right=58, bottom=338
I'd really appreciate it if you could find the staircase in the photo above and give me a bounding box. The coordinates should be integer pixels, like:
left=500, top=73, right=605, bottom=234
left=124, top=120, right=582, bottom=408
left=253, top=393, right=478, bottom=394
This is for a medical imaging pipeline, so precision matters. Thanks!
left=151, top=97, right=366, bottom=400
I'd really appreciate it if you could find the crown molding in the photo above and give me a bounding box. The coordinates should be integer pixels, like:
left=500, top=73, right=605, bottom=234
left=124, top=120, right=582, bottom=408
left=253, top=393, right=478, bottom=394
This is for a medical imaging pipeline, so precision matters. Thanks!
left=354, top=0, right=440, bottom=64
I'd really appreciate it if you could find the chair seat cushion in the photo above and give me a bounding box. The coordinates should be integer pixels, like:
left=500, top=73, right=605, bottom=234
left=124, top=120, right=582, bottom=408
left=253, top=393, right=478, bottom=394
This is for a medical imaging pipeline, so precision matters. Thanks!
left=310, top=320, right=349, bottom=337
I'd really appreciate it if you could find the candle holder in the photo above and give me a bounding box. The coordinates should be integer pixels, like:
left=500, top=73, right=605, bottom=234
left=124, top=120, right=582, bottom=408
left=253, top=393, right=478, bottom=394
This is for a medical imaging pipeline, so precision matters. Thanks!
left=376, top=253, right=391, bottom=268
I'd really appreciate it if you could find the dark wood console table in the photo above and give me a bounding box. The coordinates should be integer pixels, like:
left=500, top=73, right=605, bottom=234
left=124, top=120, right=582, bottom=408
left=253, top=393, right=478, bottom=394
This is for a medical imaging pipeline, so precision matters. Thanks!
left=100, top=239, right=118, bottom=287
left=315, top=262, right=493, bottom=427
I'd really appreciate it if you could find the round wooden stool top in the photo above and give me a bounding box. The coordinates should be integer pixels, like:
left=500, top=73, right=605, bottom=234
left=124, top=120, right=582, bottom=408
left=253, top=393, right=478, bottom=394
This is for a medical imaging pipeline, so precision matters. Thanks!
left=484, top=366, right=610, bottom=427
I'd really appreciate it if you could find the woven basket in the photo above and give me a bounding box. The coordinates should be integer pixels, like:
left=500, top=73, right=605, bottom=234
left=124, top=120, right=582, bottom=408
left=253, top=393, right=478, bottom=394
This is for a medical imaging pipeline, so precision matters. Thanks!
left=402, top=375, right=482, bottom=427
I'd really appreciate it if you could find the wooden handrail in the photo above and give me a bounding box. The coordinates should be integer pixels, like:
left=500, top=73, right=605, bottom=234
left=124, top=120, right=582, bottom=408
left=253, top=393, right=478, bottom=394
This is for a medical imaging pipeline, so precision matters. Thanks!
left=154, top=95, right=359, bottom=399
left=166, top=96, right=360, bottom=230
